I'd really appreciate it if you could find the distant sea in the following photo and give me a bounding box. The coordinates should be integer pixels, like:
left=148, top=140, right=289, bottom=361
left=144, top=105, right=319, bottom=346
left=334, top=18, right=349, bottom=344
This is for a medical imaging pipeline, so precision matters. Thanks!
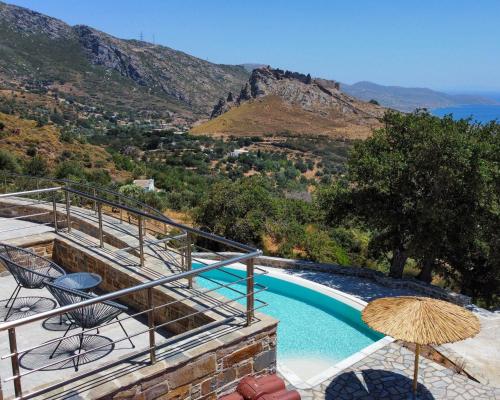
left=432, top=103, right=500, bottom=124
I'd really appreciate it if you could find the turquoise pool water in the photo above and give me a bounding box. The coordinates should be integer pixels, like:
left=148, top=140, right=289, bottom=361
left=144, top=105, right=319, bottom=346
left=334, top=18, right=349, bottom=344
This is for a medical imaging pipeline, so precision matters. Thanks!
left=194, top=265, right=383, bottom=377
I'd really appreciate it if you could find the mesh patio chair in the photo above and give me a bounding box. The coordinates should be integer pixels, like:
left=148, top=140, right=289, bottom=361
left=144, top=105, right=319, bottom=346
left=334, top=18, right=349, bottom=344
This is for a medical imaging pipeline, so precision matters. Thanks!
left=45, top=281, right=135, bottom=371
left=0, top=243, right=65, bottom=320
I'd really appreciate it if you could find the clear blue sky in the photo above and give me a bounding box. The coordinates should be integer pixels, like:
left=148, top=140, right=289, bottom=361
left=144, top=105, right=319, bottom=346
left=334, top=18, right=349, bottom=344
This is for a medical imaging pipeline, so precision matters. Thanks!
left=6, top=0, right=500, bottom=92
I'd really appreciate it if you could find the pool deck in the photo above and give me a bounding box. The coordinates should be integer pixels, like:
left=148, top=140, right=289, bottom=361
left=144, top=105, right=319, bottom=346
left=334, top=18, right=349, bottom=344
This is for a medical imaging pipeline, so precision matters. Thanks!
left=277, top=267, right=500, bottom=399
left=0, top=212, right=498, bottom=399
left=282, top=341, right=500, bottom=400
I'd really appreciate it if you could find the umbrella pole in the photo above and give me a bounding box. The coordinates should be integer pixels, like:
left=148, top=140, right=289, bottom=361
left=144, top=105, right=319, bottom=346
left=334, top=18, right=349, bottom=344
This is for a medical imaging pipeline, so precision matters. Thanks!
left=413, top=343, right=420, bottom=396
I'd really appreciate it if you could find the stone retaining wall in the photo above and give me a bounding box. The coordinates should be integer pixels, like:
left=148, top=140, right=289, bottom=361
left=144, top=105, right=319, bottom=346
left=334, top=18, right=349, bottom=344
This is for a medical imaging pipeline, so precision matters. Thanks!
left=100, top=324, right=277, bottom=400
left=194, top=252, right=472, bottom=306
left=52, top=238, right=213, bottom=334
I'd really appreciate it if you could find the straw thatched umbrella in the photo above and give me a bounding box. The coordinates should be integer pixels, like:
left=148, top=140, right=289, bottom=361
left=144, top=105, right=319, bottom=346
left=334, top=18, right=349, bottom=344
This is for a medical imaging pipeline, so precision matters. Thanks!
left=362, top=296, right=480, bottom=395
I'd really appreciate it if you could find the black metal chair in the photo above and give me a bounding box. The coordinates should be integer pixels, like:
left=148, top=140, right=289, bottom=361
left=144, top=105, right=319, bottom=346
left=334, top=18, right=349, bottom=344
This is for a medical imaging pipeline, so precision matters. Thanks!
left=0, top=243, right=65, bottom=320
left=45, top=281, right=135, bottom=371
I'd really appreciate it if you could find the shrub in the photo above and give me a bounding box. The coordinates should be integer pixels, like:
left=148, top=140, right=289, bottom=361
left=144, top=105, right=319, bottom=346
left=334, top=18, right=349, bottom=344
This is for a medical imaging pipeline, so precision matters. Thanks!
left=26, top=146, right=37, bottom=157
left=303, top=230, right=350, bottom=265
left=25, top=155, right=48, bottom=176
left=0, top=150, right=21, bottom=172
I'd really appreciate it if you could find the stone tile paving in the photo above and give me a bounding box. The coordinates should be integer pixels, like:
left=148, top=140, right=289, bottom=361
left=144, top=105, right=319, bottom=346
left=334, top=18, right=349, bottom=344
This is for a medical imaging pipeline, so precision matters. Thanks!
left=280, top=269, right=425, bottom=302
left=281, top=342, right=500, bottom=400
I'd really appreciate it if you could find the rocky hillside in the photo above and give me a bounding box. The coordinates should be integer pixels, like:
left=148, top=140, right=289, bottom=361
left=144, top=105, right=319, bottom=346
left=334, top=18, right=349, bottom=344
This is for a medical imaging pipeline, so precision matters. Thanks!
left=192, top=67, right=385, bottom=138
left=0, top=1, right=249, bottom=119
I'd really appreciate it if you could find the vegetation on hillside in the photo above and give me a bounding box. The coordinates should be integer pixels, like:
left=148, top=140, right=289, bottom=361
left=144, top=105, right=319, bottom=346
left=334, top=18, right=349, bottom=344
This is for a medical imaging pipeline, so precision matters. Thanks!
left=1, top=107, right=498, bottom=307
left=0, top=111, right=126, bottom=182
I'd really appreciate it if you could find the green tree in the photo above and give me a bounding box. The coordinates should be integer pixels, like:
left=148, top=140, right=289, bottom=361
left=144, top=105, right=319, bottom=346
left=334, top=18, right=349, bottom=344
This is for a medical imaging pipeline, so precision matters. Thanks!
left=319, top=110, right=499, bottom=300
left=195, top=177, right=275, bottom=246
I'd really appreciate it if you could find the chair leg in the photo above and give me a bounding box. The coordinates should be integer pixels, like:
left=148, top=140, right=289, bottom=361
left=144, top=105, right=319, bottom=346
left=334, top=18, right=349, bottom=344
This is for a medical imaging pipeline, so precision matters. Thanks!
left=75, top=329, right=84, bottom=372
left=116, top=317, right=135, bottom=348
left=50, top=322, right=73, bottom=359
left=4, top=285, right=22, bottom=321
left=5, top=284, right=21, bottom=308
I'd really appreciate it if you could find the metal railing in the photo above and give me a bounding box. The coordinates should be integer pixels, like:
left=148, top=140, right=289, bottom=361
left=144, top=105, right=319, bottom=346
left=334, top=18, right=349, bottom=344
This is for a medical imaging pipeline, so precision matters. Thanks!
left=0, top=177, right=267, bottom=399
left=0, top=172, right=168, bottom=221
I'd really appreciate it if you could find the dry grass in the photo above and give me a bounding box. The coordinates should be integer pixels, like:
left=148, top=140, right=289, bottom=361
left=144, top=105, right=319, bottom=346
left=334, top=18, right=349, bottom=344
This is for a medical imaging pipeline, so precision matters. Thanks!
left=191, top=95, right=381, bottom=139
left=0, top=112, right=129, bottom=180
left=362, top=296, right=480, bottom=345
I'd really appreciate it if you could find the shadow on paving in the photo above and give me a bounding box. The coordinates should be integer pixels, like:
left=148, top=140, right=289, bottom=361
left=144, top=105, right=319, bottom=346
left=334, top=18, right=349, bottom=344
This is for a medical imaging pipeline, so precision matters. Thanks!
left=325, top=369, right=434, bottom=400
left=0, top=296, right=57, bottom=322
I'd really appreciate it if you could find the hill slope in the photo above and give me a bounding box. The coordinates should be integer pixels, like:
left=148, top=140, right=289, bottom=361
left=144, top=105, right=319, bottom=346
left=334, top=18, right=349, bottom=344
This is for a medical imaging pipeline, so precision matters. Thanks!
left=192, top=67, right=385, bottom=139
left=0, top=112, right=127, bottom=179
left=342, top=81, right=497, bottom=112
left=0, top=1, right=249, bottom=119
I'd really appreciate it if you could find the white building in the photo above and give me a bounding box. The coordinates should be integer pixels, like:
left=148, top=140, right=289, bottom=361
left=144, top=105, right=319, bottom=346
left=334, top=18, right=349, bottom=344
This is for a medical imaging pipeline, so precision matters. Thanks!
left=228, top=149, right=249, bottom=158
left=133, top=179, right=155, bottom=192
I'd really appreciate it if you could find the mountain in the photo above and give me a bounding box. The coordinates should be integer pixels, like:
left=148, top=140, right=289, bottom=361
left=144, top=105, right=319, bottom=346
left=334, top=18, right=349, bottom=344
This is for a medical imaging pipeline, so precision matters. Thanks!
left=0, top=1, right=250, bottom=120
left=191, top=67, right=385, bottom=139
left=342, top=81, right=497, bottom=112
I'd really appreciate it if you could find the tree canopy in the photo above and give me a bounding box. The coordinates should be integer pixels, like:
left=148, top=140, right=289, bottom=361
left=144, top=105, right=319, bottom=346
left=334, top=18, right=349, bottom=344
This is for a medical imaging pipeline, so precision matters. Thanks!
left=319, top=110, right=499, bottom=304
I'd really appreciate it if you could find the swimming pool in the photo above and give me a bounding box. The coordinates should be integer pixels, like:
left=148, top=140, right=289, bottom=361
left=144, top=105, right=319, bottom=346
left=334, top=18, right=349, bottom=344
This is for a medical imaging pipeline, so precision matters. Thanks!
left=194, top=263, right=387, bottom=387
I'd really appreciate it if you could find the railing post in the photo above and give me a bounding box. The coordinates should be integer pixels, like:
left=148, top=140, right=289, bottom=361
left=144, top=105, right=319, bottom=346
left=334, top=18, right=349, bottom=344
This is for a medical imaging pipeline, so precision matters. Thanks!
left=138, top=215, right=145, bottom=267
left=164, top=223, right=168, bottom=251
left=185, top=233, right=192, bottom=288
left=52, top=192, right=58, bottom=232
left=8, top=328, right=22, bottom=398
left=97, top=202, right=104, bottom=248
left=93, top=188, right=97, bottom=214
left=147, top=288, right=156, bottom=364
left=246, top=258, right=254, bottom=326
left=64, top=189, right=71, bottom=233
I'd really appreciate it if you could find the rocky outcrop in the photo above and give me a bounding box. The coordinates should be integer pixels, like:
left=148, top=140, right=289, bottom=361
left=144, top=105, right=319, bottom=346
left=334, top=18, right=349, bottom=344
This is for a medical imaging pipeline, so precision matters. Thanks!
left=209, top=66, right=384, bottom=120
left=71, top=24, right=250, bottom=112
left=74, top=26, right=145, bottom=85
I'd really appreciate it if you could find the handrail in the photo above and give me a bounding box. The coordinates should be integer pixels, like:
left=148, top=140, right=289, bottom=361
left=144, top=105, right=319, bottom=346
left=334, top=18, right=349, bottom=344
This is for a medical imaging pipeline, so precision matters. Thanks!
left=0, top=187, right=61, bottom=198
left=0, top=172, right=167, bottom=220
left=64, top=187, right=257, bottom=253
left=0, top=173, right=265, bottom=399
left=0, top=250, right=260, bottom=331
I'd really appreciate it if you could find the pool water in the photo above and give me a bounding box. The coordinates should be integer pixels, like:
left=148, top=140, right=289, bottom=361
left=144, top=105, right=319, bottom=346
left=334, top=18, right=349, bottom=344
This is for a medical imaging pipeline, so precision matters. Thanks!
left=194, top=265, right=383, bottom=380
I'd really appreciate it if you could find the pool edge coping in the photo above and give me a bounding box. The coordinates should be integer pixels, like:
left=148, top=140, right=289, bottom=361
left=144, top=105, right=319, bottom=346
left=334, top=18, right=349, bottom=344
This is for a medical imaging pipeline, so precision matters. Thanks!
left=195, top=259, right=394, bottom=389
left=255, top=266, right=395, bottom=389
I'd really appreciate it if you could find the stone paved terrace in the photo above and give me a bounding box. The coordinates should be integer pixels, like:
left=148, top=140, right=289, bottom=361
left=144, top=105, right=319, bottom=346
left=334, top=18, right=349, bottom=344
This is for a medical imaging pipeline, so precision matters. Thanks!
left=273, top=267, right=500, bottom=399
left=282, top=268, right=500, bottom=389
left=283, top=342, right=500, bottom=400
left=0, top=200, right=278, bottom=399
left=0, top=274, right=160, bottom=399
